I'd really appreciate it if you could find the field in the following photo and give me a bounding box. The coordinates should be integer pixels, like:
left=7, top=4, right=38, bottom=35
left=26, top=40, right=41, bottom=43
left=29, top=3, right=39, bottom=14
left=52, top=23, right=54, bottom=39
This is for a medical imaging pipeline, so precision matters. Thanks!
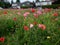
left=0, top=8, right=60, bottom=45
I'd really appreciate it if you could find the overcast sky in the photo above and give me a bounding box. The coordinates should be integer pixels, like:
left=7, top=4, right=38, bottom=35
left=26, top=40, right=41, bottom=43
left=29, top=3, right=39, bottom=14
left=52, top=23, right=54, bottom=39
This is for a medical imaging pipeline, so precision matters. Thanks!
left=9, top=0, right=36, bottom=3
left=8, top=0, right=48, bottom=3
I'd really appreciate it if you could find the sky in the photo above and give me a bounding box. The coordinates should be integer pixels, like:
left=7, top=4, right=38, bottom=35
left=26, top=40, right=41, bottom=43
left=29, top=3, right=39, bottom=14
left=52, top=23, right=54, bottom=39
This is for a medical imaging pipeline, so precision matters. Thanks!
left=8, top=0, right=48, bottom=3
left=9, top=0, right=36, bottom=3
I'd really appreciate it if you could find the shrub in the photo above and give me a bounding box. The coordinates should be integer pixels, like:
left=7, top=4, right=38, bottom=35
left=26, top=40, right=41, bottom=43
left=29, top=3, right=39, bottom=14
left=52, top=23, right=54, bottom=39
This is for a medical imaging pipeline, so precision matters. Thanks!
left=21, top=5, right=32, bottom=8
left=42, top=4, right=60, bottom=9
left=0, top=2, right=11, bottom=8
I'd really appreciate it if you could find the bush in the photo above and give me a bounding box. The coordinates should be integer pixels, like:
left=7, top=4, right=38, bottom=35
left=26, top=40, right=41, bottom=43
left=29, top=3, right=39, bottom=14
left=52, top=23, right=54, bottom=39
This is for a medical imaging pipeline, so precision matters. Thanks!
left=21, top=5, right=32, bottom=8
left=0, top=9, right=60, bottom=45
left=0, top=2, right=5, bottom=8
left=42, top=4, right=60, bottom=9
left=21, top=6, right=30, bottom=8
left=20, top=4, right=60, bottom=9
left=0, top=2, right=11, bottom=8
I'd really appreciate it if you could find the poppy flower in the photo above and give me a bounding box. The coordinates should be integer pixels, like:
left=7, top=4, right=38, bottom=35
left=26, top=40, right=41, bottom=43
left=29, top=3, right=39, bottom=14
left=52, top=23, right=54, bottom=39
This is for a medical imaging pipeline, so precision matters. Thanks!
left=37, top=10, right=42, bottom=15
left=24, top=26, right=29, bottom=31
left=13, top=17, right=17, bottom=21
left=23, top=12, right=30, bottom=17
left=17, top=12, right=21, bottom=15
left=38, top=24, right=46, bottom=30
left=23, top=13, right=27, bottom=17
left=0, top=37, right=5, bottom=42
left=25, top=12, right=30, bottom=14
left=3, top=11, right=7, bottom=14
left=33, top=22, right=37, bottom=25
left=53, top=12, right=58, bottom=16
left=30, top=24, right=34, bottom=28
left=31, top=8, right=35, bottom=13
left=33, top=13, right=38, bottom=18
left=44, top=8, right=51, bottom=13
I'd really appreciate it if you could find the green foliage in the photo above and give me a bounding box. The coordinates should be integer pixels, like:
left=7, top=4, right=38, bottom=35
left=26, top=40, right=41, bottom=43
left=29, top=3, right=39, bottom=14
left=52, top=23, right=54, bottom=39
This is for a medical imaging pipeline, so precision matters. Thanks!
left=0, top=2, right=5, bottom=8
left=21, top=5, right=31, bottom=8
left=21, top=4, right=60, bottom=9
left=21, top=4, right=33, bottom=8
left=0, top=9, right=60, bottom=45
left=42, top=4, right=60, bottom=9
left=0, top=2, right=11, bottom=8
left=16, top=0, right=20, bottom=3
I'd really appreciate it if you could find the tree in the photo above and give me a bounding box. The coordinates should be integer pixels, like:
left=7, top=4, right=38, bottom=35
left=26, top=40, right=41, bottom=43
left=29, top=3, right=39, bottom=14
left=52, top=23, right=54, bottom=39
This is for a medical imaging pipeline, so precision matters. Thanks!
left=52, top=0, right=60, bottom=4
left=36, top=0, right=40, bottom=2
left=16, top=0, right=20, bottom=3
left=11, top=0, right=14, bottom=4
left=0, top=0, right=4, bottom=2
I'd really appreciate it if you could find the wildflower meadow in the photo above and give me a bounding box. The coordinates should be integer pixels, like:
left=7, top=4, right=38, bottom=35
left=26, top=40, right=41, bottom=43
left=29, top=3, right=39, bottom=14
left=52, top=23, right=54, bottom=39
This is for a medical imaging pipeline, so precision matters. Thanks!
left=0, top=8, right=60, bottom=45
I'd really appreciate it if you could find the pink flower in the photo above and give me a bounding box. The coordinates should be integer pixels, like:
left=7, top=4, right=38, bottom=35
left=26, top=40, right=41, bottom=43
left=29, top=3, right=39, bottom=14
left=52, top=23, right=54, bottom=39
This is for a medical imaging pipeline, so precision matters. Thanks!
left=17, top=12, right=21, bottom=15
left=37, top=10, right=42, bottom=15
left=23, top=13, right=27, bottom=17
left=38, top=24, right=46, bottom=30
left=21, top=8, right=24, bottom=10
left=44, top=8, right=51, bottom=12
left=33, top=13, right=38, bottom=18
left=23, top=12, right=30, bottom=17
left=30, top=24, right=34, bottom=28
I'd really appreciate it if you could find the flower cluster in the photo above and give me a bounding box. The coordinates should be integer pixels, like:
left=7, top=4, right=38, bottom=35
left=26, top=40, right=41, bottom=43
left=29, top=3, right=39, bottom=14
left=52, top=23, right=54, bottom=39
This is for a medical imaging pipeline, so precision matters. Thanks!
left=0, top=37, right=5, bottom=42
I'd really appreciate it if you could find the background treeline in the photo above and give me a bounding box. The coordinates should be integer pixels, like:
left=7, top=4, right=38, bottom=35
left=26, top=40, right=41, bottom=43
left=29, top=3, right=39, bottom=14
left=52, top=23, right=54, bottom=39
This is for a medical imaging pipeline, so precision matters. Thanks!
left=0, top=2, right=11, bottom=8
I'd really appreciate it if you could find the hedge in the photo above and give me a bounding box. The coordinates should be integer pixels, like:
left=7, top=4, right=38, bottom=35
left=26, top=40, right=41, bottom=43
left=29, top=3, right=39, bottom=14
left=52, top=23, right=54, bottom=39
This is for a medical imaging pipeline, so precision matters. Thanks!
left=42, top=4, right=60, bottom=9
left=21, top=4, right=60, bottom=9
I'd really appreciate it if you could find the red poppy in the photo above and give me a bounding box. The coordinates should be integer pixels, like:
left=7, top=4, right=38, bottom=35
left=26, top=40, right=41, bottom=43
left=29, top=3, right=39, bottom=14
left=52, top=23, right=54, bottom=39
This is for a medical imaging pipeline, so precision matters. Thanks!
left=33, top=22, right=37, bottom=25
left=31, top=9, right=35, bottom=13
left=38, top=24, right=46, bottom=30
left=0, top=37, right=5, bottom=42
left=53, top=12, right=58, bottom=16
left=13, top=17, right=17, bottom=21
left=24, top=26, right=29, bottom=31
left=3, top=11, right=7, bottom=14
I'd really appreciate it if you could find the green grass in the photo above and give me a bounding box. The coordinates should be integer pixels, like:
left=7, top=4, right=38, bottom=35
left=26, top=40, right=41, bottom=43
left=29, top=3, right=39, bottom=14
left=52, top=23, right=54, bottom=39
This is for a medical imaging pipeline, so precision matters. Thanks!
left=0, top=9, right=60, bottom=45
